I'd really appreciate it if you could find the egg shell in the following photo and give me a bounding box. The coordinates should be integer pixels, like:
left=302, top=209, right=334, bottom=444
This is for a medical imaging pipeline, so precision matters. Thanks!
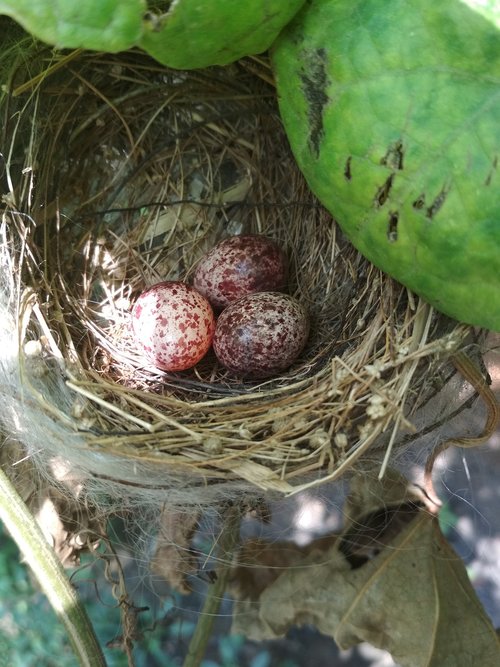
left=213, top=292, right=309, bottom=378
left=193, top=235, right=287, bottom=310
left=132, top=281, right=215, bottom=371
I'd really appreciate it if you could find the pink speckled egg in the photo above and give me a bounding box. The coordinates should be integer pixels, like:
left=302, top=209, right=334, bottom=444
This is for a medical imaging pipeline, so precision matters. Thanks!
left=193, top=235, right=287, bottom=310
left=132, top=281, right=215, bottom=371
left=213, top=292, right=309, bottom=378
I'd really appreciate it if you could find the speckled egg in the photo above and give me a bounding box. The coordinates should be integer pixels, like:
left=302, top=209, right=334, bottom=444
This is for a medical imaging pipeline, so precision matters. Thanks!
left=213, top=292, right=309, bottom=378
left=132, top=281, right=215, bottom=371
left=193, top=235, right=287, bottom=310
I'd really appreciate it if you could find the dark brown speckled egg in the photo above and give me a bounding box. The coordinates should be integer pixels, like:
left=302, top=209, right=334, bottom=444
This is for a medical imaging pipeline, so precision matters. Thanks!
left=132, top=281, right=215, bottom=371
left=193, top=235, right=287, bottom=310
left=213, top=292, right=309, bottom=378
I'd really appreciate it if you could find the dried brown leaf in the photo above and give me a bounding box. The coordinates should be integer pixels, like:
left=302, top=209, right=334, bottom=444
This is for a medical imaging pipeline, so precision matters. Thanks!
left=231, top=534, right=338, bottom=600
left=1, top=441, right=101, bottom=567
left=232, top=471, right=500, bottom=666
left=33, top=487, right=101, bottom=568
left=150, top=508, right=200, bottom=594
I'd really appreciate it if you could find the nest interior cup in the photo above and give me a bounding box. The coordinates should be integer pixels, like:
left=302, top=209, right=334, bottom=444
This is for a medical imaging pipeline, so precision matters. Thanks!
left=0, top=41, right=476, bottom=503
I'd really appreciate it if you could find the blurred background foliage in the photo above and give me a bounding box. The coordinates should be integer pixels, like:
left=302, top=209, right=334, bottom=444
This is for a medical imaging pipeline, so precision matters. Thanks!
left=0, top=522, right=298, bottom=667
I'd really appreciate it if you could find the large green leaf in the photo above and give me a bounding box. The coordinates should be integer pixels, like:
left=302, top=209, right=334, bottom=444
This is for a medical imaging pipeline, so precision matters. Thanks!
left=140, top=0, right=306, bottom=69
left=0, top=0, right=145, bottom=50
left=272, top=0, right=500, bottom=330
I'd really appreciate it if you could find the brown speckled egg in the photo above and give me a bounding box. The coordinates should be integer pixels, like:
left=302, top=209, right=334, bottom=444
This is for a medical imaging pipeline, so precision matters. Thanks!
left=213, top=292, right=309, bottom=378
left=132, top=281, right=215, bottom=371
left=193, top=235, right=287, bottom=310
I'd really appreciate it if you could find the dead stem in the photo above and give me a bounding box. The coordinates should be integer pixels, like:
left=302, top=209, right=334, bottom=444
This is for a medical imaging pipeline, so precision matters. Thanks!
left=424, top=351, right=500, bottom=505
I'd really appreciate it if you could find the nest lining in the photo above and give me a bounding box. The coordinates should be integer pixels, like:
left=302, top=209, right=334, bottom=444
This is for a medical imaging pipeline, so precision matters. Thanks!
left=0, top=43, right=477, bottom=499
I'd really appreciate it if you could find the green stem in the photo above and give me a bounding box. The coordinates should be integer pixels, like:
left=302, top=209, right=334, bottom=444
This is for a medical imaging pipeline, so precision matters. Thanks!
left=183, top=507, right=241, bottom=667
left=0, top=465, right=107, bottom=667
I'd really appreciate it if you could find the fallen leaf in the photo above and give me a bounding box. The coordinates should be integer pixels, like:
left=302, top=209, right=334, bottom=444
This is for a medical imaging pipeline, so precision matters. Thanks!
left=33, top=487, right=102, bottom=568
left=232, top=470, right=500, bottom=666
left=231, top=533, right=338, bottom=639
left=150, top=508, right=200, bottom=594
left=1, top=441, right=102, bottom=567
left=231, top=534, right=338, bottom=600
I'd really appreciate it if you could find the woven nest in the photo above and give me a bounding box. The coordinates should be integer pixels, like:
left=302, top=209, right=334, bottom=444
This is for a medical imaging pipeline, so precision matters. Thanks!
left=0, top=40, right=480, bottom=501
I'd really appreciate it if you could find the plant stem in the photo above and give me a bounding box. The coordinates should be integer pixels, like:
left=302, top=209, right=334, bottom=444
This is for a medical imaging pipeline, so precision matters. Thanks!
left=183, top=506, right=241, bottom=667
left=0, top=465, right=107, bottom=667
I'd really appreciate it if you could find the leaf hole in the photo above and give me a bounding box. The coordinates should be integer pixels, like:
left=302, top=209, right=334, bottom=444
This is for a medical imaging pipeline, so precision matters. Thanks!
left=381, top=139, right=404, bottom=171
left=344, top=156, right=352, bottom=181
left=426, top=184, right=450, bottom=219
left=387, top=211, right=399, bottom=242
left=374, top=173, right=394, bottom=207
left=412, top=194, right=426, bottom=210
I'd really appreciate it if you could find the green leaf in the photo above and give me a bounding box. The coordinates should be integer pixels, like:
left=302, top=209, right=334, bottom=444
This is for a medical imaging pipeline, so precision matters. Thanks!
left=140, top=0, right=306, bottom=69
left=272, top=0, right=500, bottom=330
left=0, top=0, right=145, bottom=51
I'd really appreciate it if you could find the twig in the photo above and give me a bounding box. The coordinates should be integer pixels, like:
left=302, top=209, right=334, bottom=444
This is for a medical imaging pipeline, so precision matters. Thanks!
left=183, top=506, right=241, bottom=667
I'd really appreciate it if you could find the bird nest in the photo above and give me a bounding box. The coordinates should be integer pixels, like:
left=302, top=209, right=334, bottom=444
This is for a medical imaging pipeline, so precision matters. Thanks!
left=0, top=40, right=480, bottom=504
